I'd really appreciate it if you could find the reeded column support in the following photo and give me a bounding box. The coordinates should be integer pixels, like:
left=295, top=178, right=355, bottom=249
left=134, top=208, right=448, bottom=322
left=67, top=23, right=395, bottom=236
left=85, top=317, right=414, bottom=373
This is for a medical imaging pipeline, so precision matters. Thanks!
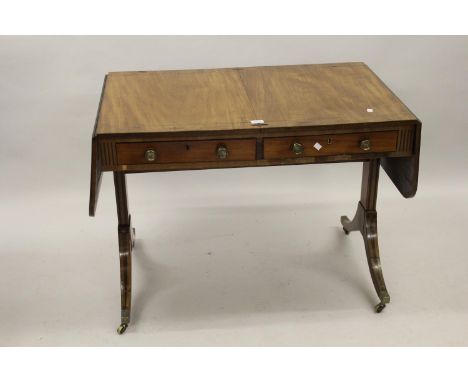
left=341, top=159, right=390, bottom=313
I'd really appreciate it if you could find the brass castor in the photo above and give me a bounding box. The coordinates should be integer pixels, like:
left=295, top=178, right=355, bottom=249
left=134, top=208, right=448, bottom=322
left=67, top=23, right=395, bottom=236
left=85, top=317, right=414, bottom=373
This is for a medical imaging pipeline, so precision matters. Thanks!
left=343, top=227, right=350, bottom=235
left=375, top=302, right=386, bottom=313
left=117, top=323, right=128, bottom=335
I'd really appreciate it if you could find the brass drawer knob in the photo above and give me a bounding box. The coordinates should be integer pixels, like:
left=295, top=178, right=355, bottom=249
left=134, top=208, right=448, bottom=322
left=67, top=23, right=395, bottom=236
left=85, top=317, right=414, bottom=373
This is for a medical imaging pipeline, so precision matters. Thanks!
left=144, top=149, right=157, bottom=162
left=360, top=139, right=371, bottom=151
left=291, top=141, right=304, bottom=155
left=217, top=145, right=229, bottom=159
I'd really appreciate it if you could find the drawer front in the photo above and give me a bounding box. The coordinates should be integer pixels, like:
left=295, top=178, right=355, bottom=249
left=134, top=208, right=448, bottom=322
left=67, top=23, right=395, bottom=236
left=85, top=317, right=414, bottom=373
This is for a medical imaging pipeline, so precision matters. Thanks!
left=264, top=131, right=398, bottom=160
left=116, top=139, right=256, bottom=165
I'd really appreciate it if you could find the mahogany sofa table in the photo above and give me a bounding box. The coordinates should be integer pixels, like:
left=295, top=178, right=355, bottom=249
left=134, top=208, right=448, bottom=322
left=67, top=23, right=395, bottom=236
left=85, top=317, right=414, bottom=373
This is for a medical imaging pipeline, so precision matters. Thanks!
left=89, top=63, right=421, bottom=334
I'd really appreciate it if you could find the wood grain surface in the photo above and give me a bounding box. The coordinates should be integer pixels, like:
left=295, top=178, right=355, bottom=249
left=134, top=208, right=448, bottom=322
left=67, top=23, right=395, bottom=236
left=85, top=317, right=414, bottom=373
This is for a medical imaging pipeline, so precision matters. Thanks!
left=96, top=68, right=255, bottom=134
left=95, top=63, right=417, bottom=135
left=89, top=63, right=422, bottom=217
left=239, top=63, right=415, bottom=128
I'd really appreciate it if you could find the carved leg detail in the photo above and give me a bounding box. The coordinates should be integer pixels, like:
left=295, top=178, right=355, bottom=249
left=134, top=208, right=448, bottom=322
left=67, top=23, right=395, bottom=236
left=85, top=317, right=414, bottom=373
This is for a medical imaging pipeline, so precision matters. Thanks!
left=340, top=160, right=390, bottom=312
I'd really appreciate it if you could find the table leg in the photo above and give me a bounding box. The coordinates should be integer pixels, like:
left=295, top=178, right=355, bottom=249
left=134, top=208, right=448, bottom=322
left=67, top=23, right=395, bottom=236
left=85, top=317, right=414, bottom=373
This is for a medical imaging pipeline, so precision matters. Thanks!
left=114, top=172, right=135, bottom=334
left=340, top=159, right=390, bottom=313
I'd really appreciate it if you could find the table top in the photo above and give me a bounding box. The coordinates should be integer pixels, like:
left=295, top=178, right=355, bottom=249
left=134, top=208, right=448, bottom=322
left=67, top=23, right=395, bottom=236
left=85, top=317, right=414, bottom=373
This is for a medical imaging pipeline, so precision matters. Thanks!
left=90, top=62, right=422, bottom=217
left=94, top=62, right=417, bottom=136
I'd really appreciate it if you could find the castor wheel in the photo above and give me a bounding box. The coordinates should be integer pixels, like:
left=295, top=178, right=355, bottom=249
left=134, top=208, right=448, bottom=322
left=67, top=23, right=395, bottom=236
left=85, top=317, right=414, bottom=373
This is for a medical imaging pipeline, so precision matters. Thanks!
left=117, top=323, right=128, bottom=334
left=375, top=302, right=386, bottom=313
left=343, top=227, right=350, bottom=235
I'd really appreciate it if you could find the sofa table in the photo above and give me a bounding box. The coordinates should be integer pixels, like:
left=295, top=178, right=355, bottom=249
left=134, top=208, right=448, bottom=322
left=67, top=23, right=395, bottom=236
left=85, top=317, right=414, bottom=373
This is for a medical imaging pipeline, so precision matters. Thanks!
left=89, top=63, right=421, bottom=334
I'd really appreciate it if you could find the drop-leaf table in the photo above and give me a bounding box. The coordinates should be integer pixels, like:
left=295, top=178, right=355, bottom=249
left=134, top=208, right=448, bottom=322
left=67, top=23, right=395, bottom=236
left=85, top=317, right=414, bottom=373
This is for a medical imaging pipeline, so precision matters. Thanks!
left=89, top=63, right=421, bottom=334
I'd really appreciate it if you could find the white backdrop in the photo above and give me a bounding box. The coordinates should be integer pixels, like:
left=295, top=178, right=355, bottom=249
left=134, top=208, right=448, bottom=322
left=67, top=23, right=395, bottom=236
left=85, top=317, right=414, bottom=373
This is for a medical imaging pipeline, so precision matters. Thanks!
left=0, top=36, right=467, bottom=345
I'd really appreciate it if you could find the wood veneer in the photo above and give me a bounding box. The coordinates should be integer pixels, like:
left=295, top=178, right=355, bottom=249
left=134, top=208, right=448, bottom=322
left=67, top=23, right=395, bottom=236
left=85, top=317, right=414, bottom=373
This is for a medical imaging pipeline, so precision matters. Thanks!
left=89, top=62, right=422, bottom=333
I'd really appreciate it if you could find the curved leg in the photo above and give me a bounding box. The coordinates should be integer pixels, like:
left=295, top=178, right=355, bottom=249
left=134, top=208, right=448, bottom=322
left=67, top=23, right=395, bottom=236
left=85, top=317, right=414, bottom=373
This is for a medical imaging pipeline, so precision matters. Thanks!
left=117, top=219, right=134, bottom=334
left=340, top=160, right=390, bottom=312
left=362, top=210, right=390, bottom=307
left=114, top=172, right=135, bottom=334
